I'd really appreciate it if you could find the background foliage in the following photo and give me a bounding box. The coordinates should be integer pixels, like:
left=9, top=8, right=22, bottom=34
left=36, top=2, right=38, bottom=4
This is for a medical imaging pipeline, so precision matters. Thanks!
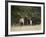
left=11, top=5, right=41, bottom=25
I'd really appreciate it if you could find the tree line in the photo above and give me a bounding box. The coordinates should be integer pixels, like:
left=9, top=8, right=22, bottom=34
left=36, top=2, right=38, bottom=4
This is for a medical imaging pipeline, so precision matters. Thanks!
left=11, top=5, right=41, bottom=25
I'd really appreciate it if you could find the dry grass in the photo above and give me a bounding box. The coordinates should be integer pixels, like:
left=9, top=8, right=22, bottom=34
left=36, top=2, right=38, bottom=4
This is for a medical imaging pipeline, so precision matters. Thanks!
left=11, top=24, right=41, bottom=32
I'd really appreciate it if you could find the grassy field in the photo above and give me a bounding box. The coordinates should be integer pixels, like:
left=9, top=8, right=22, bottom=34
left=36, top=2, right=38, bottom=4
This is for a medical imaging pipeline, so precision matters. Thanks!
left=11, top=24, right=41, bottom=32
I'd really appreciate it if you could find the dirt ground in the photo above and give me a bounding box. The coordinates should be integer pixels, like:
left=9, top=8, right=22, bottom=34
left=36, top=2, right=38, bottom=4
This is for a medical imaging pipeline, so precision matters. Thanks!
left=11, top=24, right=41, bottom=32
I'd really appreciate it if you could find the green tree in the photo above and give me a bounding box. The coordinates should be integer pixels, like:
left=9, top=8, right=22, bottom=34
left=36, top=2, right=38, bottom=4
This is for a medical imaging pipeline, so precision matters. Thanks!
left=11, top=6, right=41, bottom=25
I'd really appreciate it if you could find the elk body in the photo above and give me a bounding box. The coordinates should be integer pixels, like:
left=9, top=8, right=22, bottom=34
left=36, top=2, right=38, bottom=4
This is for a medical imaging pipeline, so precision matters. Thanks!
left=19, top=18, right=24, bottom=25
